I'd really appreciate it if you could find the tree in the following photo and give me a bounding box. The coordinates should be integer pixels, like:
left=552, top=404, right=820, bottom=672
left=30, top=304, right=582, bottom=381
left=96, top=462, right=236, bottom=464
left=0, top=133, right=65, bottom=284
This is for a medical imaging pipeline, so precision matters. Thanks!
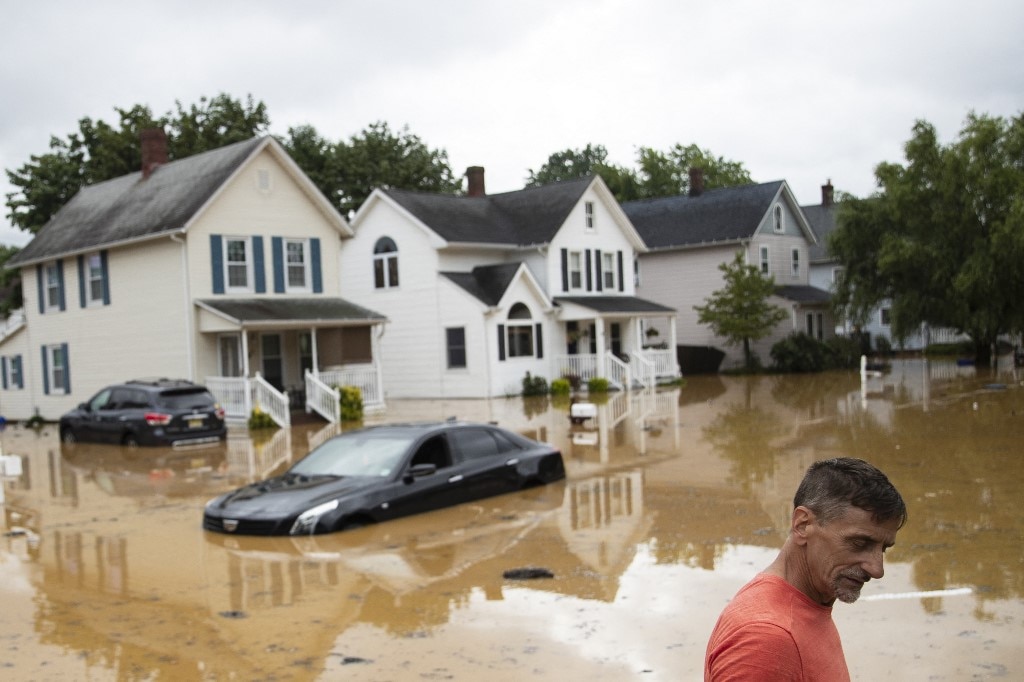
left=694, top=252, right=788, bottom=370
left=332, top=121, right=460, bottom=216
left=526, top=142, right=752, bottom=202
left=0, top=245, right=23, bottom=318
left=5, top=94, right=271, bottom=235
left=829, top=113, right=1024, bottom=364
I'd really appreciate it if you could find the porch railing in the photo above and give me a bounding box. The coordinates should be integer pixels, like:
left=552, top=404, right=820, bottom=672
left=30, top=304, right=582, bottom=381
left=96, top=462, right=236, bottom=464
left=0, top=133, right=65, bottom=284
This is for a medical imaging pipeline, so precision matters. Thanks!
left=318, top=363, right=385, bottom=410
left=606, top=353, right=631, bottom=391
left=639, top=348, right=679, bottom=380
left=253, top=373, right=290, bottom=428
left=630, top=351, right=655, bottom=389
left=305, top=370, right=340, bottom=424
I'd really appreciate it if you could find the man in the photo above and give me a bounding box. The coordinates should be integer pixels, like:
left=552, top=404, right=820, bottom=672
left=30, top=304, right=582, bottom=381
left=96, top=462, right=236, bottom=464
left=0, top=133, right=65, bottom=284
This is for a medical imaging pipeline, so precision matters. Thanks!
left=704, top=457, right=907, bottom=681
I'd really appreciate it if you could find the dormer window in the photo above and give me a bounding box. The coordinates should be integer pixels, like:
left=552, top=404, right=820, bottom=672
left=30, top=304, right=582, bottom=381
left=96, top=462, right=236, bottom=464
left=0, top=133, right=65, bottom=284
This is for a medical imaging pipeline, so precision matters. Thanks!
left=773, top=205, right=784, bottom=233
left=585, top=202, right=595, bottom=231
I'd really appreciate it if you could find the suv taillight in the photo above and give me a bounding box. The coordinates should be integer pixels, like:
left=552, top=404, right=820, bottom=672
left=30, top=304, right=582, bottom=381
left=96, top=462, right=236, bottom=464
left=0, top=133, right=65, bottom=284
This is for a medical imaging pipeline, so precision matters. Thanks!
left=144, top=412, right=172, bottom=426
left=215, top=405, right=226, bottom=420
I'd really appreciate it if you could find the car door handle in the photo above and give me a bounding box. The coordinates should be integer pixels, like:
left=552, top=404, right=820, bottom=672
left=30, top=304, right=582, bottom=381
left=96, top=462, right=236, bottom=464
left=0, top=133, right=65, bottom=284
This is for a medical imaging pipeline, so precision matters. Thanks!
left=505, top=458, right=520, bottom=466
left=448, top=474, right=464, bottom=483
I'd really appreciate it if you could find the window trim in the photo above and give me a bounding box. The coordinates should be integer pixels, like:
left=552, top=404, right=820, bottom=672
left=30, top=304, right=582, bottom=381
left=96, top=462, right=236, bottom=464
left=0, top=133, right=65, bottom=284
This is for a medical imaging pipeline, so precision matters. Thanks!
left=43, top=343, right=70, bottom=395
left=584, top=201, right=595, bottom=231
left=568, top=251, right=583, bottom=290
left=760, top=246, right=770, bottom=274
left=44, top=262, right=63, bottom=311
left=773, top=205, right=784, bottom=233
left=791, top=248, right=800, bottom=277
left=446, top=327, right=467, bottom=369
left=373, top=237, right=399, bottom=289
left=284, top=238, right=311, bottom=292
left=84, top=252, right=106, bottom=306
left=602, top=252, right=615, bottom=289
left=224, top=236, right=253, bottom=292
left=506, top=303, right=536, bottom=359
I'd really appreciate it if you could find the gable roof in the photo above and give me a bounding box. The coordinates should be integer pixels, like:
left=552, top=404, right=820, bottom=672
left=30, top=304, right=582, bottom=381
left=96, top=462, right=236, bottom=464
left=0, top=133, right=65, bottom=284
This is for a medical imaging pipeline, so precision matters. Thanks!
left=441, top=263, right=523, bottom=306
left=623, top=181, right=789, bottom=250
left=554, top=295, right=675, bottom=314
left=802, top=203, right=837, bottom=263
left=383, top=176, right=594, bottom=247
left=10, top=136, right=350, bottom=267
left=774, top=285, right=831, bottom=304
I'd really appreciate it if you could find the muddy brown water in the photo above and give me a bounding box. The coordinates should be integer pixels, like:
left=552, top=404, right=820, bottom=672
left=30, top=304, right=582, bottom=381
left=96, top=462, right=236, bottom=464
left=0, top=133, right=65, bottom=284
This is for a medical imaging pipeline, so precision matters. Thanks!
left=2, top=358, right=1023, bottom=680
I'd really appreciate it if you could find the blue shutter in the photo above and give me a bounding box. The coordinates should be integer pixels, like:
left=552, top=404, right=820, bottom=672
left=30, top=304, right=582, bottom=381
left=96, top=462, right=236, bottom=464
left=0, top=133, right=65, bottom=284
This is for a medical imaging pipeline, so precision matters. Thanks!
left=561, top=249, right=569, bottom=292
left=311, top=238, right=323, bottom=293
left=535, top=324, right=543, bottom=359
left=497, top=324, right=506, bottom=361
left=56, top=260, right=65, bottom=311
left=210, top=235, right=225, bottom=294
left=77, top=255, right=86, bottom=308
left=36, top=265, right=44, bottom=314
left=272, top=237, right=285, bottom=293
left=101, top=251, right=111, bottom=304
left=62, top=343, right=71, bottom=393
left=595, top=249, right=603, bottom=292
left=585, top=250, right=592, bottom=291
left=41, top=346, right=49, bottom=395
left=253, top=236, right=266, bottom=293
left=1, top=357, right=7, bottom=390
left=617, top=251, right=624, bottom=292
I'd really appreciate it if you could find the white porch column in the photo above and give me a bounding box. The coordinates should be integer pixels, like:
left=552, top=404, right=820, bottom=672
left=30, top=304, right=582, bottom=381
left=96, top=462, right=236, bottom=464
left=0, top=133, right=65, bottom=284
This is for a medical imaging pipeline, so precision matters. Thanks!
left=241, top=329, right=250, bottom=377
left=669, top=316, right=680, bottom=375
left=310, top=326, right=319, bottom=377
left=595, top=318, right=607, bottom=378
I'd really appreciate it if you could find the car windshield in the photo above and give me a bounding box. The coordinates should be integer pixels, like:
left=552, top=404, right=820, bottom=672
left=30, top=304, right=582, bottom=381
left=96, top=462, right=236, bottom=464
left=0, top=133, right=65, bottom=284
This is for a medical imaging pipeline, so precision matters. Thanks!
left=156, top=390, right=215, bottom=410
left=289, top=430, right=416, bottom=477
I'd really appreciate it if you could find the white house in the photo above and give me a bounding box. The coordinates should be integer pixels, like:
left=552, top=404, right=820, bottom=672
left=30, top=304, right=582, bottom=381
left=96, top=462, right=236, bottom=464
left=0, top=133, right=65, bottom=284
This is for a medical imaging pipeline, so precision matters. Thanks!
left=0, top=131, right=386, bottom=427
left=341, top=168, right=679, bottom=399
left=625, top=174, right=834, bottom=371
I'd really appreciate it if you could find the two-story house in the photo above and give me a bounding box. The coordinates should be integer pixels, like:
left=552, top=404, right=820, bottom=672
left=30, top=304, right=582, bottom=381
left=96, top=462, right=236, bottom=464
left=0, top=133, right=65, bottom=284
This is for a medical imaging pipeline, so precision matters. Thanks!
left=0, top=131, right=386, bottom=427
left=625, top=173, right=833, bottom=371
left=341, top=168, right=679, bottom=399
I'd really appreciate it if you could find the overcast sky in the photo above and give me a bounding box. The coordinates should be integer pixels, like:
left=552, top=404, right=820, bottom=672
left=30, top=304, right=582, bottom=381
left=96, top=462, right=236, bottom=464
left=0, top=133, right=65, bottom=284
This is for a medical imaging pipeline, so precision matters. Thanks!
left=1, top=0, right=1021, bottom=247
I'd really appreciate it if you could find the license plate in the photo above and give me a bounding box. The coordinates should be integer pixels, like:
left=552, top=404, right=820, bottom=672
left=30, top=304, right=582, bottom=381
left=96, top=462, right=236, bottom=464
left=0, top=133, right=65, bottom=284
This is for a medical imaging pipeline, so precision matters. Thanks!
left=187, top=417, right=204, bottom=428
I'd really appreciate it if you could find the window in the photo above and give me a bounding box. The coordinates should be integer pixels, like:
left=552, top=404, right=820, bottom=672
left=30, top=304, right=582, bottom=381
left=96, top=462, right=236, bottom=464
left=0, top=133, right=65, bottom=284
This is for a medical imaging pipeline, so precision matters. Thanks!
left=773, top=205, right=784, bottom=233
left=569, top=251, right=583, bottom=289
left=634, top=257, right=641, bottom=287
left=760, top=246, right=770, bottom=274
left=507, top=303, right=535, bottom=357
left=85, top=253, right=105, bottom=304
left=374, top=237, right=399, bottom=289
left=1, top=356, right=23, bottom=390
left=585, top=201, right=595, bottom=231
left=806, top=313, right=814, bottom=336
left=225, top=237, right=251, bottom=290
left=285, top=239, right=310, bottom=290
left=45, top=263, right=62, bottom=310
left=880, top=308, right=891, bottom=326
left=44, top=343, right=70, bottom=395
left=602, top=252, right=615, bottom=289
left=446, top=327, right=467, bottom=369
left=791, top=248, right=800, bottom=277
left=831, top=266, right=844, bottom=284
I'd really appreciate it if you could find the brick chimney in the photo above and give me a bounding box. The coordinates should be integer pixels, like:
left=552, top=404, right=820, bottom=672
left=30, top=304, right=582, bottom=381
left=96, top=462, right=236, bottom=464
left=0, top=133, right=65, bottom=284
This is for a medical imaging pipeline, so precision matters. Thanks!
left=821, top=179, right=834, bottom=207
left=688, top=167, right=705, bottom=197
left=466, top=166, right=485, bottom=197
left=141, top=128, right=168, bottom=179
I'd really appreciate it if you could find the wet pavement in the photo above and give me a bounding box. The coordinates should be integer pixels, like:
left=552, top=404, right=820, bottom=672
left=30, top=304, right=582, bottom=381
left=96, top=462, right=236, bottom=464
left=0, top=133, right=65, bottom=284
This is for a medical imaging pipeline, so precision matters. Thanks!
left=2, top=358, right=1023, bottom=680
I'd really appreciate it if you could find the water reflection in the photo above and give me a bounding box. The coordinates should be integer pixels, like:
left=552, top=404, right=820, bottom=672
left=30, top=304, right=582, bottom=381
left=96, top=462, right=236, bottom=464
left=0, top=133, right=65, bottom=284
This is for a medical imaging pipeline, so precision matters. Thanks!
left=1, top=359, right=1022, bottom=679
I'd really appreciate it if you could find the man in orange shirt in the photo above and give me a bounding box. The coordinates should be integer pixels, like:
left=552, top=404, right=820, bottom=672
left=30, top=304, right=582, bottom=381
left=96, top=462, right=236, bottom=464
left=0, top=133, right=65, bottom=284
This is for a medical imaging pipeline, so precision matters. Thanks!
left=704, top=458, right=907, bottom=681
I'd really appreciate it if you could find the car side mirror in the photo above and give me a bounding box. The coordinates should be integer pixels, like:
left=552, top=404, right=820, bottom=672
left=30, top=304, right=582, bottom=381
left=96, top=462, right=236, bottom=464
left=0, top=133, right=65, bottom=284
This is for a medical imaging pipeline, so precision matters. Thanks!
left=404, top=463, right=437, bottom=483
left=79, top=403, right=89, bottom=412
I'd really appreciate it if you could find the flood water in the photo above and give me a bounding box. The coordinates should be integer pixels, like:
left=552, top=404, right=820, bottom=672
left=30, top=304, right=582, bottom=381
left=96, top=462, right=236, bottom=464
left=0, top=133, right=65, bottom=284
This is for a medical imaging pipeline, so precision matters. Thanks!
left=2, top=358, right=1023, bottom=681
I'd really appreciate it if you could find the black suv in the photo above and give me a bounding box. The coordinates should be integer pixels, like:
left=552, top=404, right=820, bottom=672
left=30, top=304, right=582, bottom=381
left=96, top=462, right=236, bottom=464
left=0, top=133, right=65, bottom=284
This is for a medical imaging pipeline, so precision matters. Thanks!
left=59, top=379, right=227, bottom=447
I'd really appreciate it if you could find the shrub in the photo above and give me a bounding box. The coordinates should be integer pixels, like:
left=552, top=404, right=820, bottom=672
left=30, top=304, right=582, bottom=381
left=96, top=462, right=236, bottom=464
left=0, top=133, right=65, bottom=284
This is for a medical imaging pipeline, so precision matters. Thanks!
left=874, top=335, right=893, bottom=355
left=338, top=385, right=364, bottom=422
left=824, top=335, right=862, bottom=369
left=248, top=407, right=278, bottom=430
left=550, top=378, right=572, bottom=395
left=771, top=333, right=831, bottom=373
left=521, top=372, right=549, bottom=397
left=587, top=377, right=610, bottom=393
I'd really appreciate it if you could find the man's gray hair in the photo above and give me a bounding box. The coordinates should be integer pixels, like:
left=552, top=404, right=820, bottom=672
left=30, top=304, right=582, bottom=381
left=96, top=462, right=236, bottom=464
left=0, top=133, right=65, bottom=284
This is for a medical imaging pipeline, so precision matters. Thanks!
left=794, top=457, right=907, bottom=528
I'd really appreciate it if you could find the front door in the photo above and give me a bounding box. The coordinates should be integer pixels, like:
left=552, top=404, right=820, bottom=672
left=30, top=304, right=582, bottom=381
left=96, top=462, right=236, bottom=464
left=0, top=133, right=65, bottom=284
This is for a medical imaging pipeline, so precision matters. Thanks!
left=261, top=333, right=283, bottom=390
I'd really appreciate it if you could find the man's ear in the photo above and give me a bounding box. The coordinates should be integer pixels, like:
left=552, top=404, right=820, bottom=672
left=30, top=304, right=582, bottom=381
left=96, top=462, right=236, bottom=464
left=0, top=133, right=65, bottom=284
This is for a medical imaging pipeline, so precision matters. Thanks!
left=791, top=506, right=816, bottom=545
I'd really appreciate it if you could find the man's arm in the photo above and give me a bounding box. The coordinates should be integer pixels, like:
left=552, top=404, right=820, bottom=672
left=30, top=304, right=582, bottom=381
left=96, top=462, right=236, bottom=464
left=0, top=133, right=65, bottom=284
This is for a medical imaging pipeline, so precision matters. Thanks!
left=705, top=621, right=803, bottom=681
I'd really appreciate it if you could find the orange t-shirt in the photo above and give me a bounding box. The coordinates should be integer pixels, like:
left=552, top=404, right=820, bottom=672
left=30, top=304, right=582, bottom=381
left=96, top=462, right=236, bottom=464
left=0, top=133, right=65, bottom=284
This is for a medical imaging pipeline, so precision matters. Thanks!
left=704, top=573, right=850, bottom=682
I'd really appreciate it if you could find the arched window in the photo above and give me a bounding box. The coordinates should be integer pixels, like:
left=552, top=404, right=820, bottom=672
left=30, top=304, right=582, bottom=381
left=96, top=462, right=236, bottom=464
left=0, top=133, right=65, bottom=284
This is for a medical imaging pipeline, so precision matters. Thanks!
left=773, top=205, right=784, bottom=233
left=507, top=303, right=535, bottom=357
left=373, top=237, right=399, bottom=289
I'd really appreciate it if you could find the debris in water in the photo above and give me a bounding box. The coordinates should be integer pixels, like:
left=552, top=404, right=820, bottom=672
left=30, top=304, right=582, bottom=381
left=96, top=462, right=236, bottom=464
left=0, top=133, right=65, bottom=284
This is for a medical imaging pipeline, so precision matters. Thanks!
left=503, top=567, right=555, bottom=580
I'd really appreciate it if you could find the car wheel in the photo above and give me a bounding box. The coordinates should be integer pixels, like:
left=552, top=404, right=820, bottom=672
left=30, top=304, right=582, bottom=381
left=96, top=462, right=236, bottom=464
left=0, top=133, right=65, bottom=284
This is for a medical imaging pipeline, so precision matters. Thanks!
left=123, top=433, right=141, bottom=448
left=60, top=428, right=77, bottom=444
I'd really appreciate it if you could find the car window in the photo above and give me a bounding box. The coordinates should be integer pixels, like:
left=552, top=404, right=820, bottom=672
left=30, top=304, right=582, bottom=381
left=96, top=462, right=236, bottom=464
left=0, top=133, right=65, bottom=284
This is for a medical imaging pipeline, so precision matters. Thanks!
left=449, top=428, right=502, bottom=462
left=89, top=389, right=113, bottom=411
left=291, top=431, right=416, bottom=477
left=156, top=389, right=215, bottom=410
left=409, top=435, right=452, bottom=470
left=491, top=429, right=525, bottom=453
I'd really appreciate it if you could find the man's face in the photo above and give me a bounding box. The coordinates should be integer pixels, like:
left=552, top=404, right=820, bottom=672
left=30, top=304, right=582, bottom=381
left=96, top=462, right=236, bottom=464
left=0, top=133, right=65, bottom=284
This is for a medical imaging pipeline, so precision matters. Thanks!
left=803, top=505, right=900, bottom=604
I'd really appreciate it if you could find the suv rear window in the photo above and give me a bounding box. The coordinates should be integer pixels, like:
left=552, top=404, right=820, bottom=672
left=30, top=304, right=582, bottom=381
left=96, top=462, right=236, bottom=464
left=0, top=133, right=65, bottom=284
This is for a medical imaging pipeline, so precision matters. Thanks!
left=156, top=389, right=216, bottom=410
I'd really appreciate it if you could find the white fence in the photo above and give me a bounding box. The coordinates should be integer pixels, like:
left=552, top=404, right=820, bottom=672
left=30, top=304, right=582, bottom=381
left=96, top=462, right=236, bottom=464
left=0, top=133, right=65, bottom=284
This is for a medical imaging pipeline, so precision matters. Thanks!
left=305, top=371, right=340, bottom=423
left=205, top=374, right=291, bottom=428
left=319, top=363, right=385, bottom=410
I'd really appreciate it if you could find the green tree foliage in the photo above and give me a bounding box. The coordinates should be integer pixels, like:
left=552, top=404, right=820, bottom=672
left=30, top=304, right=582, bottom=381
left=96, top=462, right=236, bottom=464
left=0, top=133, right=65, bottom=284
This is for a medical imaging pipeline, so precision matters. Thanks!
left=694, top=252, right=788, bottom=371
left=0, top=244, right=23, bottom=317
left=829, top=113, right=1024, bottom=364
left=526, top=142, right=752, bottom=201
left=5, top=94, right=270, bottom=235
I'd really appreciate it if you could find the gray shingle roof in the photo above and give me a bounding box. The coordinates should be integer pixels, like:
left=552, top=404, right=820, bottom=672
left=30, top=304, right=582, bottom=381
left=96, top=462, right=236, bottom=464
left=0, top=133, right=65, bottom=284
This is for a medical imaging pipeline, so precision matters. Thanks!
left=554, top=295, right=675, bottom=314
left=774, top=285, right=831, bottom=304
left=441, top=263, right=523, bottom=306
left=197, top=297, right=386, bottom=324
left=10, top=137, right=266, bottom=266
left=801, top=203, right=837, bottom=263
left=622, top=181, right=785, bottom=250
left=385, top=176, right=593, bottom=246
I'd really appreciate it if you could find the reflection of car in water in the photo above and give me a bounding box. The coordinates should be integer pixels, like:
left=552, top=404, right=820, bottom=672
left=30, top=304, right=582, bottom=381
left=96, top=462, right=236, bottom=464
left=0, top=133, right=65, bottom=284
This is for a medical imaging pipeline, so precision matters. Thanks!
left=59, top=379, right=227, bottom=447
left=203, top=421, right=566, bottom=536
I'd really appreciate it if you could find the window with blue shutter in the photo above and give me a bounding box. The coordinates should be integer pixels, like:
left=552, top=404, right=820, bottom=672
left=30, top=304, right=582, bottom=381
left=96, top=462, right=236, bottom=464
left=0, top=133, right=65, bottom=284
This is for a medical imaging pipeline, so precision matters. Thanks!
left=272, top=236, right=285, bottom=293
left=210, top=235, right=225, bottom=294
left=311, top=237, right=322, bottom=293
left=253, top=236, right=266, bottom=293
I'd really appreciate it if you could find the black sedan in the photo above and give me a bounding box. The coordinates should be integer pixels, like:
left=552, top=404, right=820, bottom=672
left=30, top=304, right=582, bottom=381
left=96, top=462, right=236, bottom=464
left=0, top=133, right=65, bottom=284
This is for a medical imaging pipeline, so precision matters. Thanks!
left=203, top=421, right=565, bottom=536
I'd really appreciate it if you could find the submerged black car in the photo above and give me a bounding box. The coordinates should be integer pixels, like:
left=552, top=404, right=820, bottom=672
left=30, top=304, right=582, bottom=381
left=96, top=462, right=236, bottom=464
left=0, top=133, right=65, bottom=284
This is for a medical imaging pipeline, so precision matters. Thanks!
left=203, top=421, right=565, bottom=536
left=59, top=379, right=227, bottom=447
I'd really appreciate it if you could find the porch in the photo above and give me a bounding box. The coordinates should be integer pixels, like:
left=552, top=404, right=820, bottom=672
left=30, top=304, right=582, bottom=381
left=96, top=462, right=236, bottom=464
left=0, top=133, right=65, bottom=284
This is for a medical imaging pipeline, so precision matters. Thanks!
left=554, top=348, right=678, bottom=391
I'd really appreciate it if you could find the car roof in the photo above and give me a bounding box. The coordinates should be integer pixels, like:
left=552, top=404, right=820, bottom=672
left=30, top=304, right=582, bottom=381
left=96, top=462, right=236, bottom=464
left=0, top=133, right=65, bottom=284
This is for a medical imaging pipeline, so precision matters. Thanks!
left=123, top=378, right=206, bottom=391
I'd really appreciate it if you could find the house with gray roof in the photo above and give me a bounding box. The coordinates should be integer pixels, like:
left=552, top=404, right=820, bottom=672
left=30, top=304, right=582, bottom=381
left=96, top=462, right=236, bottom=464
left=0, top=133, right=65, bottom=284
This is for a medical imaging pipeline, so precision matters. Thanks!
left=342, top=168, right=678, bottom=399
left=0, top=131, right=386, bottom=426
left=624, top=176, right=833, bottom=371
